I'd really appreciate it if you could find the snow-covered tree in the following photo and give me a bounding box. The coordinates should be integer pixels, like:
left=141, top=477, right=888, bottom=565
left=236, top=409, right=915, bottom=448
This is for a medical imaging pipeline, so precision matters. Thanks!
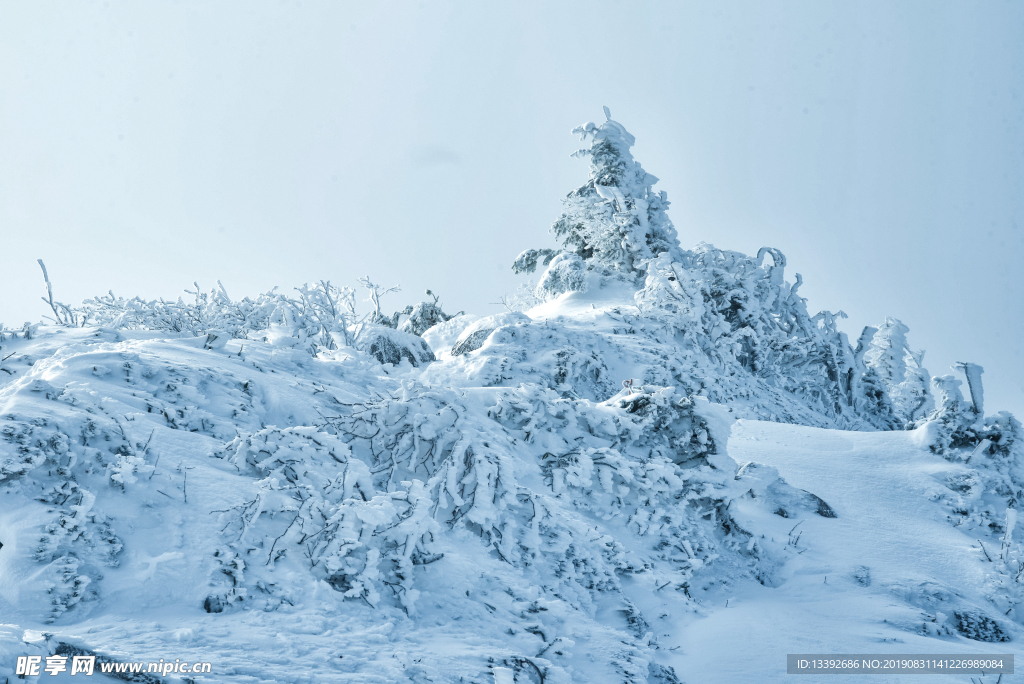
left=898, top=348, right=935, bottom=422
left=864, top=317, right=910, bottom=386
left=864, top=318, right=933, bottom=424
left=956, top=361, right=985, bottom=417
left=923, top=373, right=981, bottom=457
left=855, top=366, right=900, bottom=429
left=517, top=107, right=683, bottom=281
left=632, top=244, right=889, bottom=429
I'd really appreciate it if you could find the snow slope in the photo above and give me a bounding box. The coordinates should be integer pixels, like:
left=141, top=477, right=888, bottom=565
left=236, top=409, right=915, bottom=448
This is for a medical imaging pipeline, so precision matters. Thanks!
left=683, top=419, right=1017, bottom=682
left=0, top=300, right=1020, bottom=683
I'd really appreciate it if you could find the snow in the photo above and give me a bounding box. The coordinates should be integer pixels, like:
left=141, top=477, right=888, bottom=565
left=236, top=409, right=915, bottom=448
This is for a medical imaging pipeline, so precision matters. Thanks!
left=1, top=314, right=1020, bottom=683
left=679, top=420, right=1015, bottom=683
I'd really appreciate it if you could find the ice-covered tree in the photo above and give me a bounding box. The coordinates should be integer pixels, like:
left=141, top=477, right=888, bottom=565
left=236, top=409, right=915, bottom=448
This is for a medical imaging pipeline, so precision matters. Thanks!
left=898, top=349, right=935, bottom=422
left=925, top=374, right=978, bottom=454
left=855, top=366, right=900, bottom=429
left=633, top=245, right=890, bottom=429
left=864, top=318, right=933, bottom=424
left=516, top=107, right=683, bottom=280
left=864, top=318, right=910, bottom=386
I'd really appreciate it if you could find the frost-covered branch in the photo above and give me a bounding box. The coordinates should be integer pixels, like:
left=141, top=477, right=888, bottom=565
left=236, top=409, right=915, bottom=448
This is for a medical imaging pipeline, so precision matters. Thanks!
left=37, top=259, right=83, bottom=327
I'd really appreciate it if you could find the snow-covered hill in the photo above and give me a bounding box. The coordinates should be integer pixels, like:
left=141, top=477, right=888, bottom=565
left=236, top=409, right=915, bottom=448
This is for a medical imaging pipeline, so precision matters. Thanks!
left=1, top=302, right=1021, bottom=684
left=2, top=112, right=1022, bottom=683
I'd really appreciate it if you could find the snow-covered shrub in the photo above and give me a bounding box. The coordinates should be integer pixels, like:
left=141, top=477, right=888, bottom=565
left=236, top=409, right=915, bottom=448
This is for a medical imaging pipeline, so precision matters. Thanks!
left=306, top=379, right=765, bottom=633
left=34, top=486, right=122, bottom=623
left=919, top=367, right=1024, bottom=567
left=421, top=314, right=616, bottom=401
left=217, top=426, right=441, bottom=613
left=357, top=276, right=401, bottom=325
left=484, top=383, right=755, bottom=588
left=864, top=318, right=910, bottom=388
left=34, top=482, right=122, bottom=566
left=896, top=349, right=934, bottom=422
left=499, top=279, right=545, bottom=313
left=536, top=253, right=588, bottom=299
left=77, top=282, right=275, bottom=337
left=45, top=557, right=96, bottom=623
left=952, top=610, right=1010, bottom=642
left=609, top=387, right=724, bottom=468
left=0, top=420, right=55, bottom=481
left=399, top=291, right=462, bottom=336
left=419, top=312, right=479, bottom=355
left=323, top=387, right=520, bottom=532
left=633, top=253, right=705, bottom=334
left=918, top=366, right=1016, bottom=460
left=75, top=280, right=361, bottom=353
left=72, top=278, right=462, bottom=360
left=0, top=419, right=124, bottom=623
left=287, top=280, right=360, bottom=349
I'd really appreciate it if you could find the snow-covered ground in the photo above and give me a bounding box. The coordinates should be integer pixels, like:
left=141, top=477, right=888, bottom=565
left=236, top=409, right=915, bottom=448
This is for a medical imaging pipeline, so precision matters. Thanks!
left=0, top=320, right=1019, bottom=684
left=684, top=419, right=1016, bottom=683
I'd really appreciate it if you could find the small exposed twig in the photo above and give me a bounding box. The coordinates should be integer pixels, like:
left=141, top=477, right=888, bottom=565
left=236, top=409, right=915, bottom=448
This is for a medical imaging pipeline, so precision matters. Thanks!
left=267, top=513, right=300, bottom=566
left=148, top=450, right=162, bottom=479
left=515, top=656, right=545, bottom=684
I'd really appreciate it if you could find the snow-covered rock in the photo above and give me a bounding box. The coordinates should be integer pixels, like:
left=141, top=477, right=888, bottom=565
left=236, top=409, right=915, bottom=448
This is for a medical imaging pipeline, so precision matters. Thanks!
left=449, top=312, right=531, bottom=357
left=356, top=325, right=436, bottom=367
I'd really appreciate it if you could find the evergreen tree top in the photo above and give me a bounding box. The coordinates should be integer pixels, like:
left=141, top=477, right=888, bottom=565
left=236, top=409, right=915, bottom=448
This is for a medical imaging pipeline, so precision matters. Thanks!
left=548, top=108, right=683, bottom=278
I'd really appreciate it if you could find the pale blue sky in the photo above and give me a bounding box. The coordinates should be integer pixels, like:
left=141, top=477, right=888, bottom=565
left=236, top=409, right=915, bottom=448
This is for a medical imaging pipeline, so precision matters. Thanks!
left=1, top=0, right=1021, bottom=416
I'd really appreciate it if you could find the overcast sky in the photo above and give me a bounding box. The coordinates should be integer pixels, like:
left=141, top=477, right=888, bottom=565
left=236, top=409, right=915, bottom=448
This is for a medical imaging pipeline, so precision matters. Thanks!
left=1, top=0, right=1022, bottom=417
